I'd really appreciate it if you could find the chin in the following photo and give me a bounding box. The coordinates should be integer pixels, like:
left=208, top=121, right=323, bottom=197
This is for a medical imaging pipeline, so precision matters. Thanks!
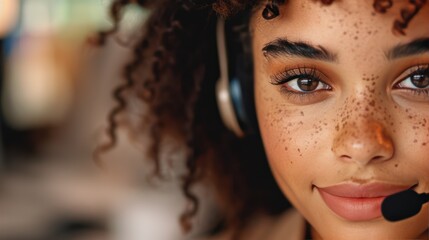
left=308, top=208, right=429, bottom=240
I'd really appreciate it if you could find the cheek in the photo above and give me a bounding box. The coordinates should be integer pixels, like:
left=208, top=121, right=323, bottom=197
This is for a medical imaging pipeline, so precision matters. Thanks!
left=255, top=86, right=332, bottom=186
left=398, top=111, right=429, bottom=182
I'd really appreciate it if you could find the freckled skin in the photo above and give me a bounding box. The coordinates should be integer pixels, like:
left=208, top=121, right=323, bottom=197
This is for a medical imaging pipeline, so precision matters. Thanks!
left=251, top=0, right=429, bottom=239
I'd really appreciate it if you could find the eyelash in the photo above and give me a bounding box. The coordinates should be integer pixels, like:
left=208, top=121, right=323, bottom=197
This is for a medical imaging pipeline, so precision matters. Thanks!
left=270, top=67, right=331, bottom=100
left=271, top=67, right=319, bottom=84
left=394, top=64, right=429, bottom=96
left=269, top=64, right=429, bottom=103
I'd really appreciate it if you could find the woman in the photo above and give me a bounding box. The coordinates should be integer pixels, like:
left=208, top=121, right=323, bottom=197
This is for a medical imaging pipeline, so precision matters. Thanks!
left=96, top=0, right=429, bottom=239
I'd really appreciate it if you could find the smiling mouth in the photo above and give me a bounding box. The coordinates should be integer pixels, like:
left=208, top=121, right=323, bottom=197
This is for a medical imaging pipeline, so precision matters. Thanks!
left=316, top=182, right=416, bottom=221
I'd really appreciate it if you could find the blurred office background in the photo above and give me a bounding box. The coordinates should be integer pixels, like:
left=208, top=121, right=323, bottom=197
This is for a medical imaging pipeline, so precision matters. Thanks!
left=0, top=1, right=217, bottom=239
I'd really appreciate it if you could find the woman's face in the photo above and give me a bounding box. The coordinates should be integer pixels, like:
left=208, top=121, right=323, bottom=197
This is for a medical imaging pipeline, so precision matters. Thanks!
left=252, top=1, right=429, bottom=239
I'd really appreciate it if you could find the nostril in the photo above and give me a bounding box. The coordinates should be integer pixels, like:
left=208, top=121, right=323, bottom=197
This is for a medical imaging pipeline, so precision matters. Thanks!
left=332, top=121, right=394, bottom=165
left=371, top=155, right=384, bottom=161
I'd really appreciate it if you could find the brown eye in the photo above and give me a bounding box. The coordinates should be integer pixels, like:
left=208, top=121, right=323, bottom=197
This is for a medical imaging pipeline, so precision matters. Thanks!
left=270, top=67, right=331, bottom=93
left=297, top=78, right=320, bottom=91
left=396, top=67, right=429, bottom=90
left=282, top=77, right=330, bottom=93
left=410, top=74, right=429, bottom=88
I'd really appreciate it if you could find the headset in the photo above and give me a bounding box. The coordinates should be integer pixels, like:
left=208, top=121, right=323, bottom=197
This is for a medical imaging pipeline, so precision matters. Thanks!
left=215, top=16, right=258, bottom=137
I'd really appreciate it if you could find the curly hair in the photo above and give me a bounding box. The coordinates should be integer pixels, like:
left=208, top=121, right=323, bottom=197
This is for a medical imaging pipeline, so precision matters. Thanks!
left=94, top=0, right=427, bottom=238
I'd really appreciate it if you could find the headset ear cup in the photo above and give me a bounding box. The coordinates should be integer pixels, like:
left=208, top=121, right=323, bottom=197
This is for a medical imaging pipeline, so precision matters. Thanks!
left=233, top=52, right=258, bottom=135
left=216, top=17, right=245, bottom=137
left=216, top=75, right=245, bottom=137
left=216, top=16, right=258, bottom=137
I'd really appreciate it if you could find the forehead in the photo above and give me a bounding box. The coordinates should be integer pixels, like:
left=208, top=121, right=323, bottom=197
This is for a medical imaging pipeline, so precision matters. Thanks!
left=250, top=1, right=429, bottom=52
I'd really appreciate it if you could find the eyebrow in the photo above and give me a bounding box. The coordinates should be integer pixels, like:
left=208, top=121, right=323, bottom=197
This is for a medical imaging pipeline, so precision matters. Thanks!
left=387, top=38, right=429, bottom=60
left=262, top=38, right=338, bottom=62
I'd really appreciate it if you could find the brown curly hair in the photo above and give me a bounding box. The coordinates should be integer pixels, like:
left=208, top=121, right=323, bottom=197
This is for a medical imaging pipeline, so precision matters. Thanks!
left=94, top=0, right=427, bottom=238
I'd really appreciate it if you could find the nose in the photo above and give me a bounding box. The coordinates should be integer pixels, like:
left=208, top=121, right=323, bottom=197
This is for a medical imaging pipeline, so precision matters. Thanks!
left=332, top=120, right=394, bottom=165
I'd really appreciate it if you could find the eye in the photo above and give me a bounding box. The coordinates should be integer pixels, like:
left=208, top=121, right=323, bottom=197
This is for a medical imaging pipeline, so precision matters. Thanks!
left=270, top=67, right=331, bottom=93
left=395, top=65, right=429, bottom=90
left=287, top=77, right=330, bottom=92
left=396, top=70, right=429, bottom=89
left=392, top=65, right=429, bottom=102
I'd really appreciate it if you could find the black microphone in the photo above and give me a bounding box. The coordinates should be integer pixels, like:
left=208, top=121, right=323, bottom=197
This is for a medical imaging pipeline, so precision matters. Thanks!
left=381, top=189, right=429, bottom=222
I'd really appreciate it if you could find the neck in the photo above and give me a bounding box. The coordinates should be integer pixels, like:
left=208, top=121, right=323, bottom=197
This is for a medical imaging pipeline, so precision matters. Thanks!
left=417, top=228, right=429, bottom=240
left=309, top=226, right=322, bottom=240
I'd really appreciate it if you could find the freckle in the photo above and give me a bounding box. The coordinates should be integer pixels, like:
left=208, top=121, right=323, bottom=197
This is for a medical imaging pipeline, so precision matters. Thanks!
left=285, top=147, right=288, bottom=151
left=354, top=36, right=358, bottom=40
left=300, top=111, right=304, bottom=116
left=423, top=142, right=427, bottom=146
left=298, top=148, right=301, bottom=153
left=394, top=164, right=398, bottom=168
left=414, top=139, right=418, bottom=143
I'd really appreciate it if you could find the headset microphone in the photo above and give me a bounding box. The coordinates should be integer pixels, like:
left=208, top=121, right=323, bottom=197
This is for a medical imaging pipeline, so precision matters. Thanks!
left=381, top=189, right=429, bottom=222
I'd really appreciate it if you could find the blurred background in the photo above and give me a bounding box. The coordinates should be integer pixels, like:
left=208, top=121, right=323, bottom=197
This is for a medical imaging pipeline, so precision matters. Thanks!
left=0, top=1, right=218, bottom=239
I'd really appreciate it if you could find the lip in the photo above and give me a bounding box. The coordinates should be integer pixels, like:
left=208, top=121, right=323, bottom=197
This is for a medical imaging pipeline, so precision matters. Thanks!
left=317, top=182, right=414, bottom=221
